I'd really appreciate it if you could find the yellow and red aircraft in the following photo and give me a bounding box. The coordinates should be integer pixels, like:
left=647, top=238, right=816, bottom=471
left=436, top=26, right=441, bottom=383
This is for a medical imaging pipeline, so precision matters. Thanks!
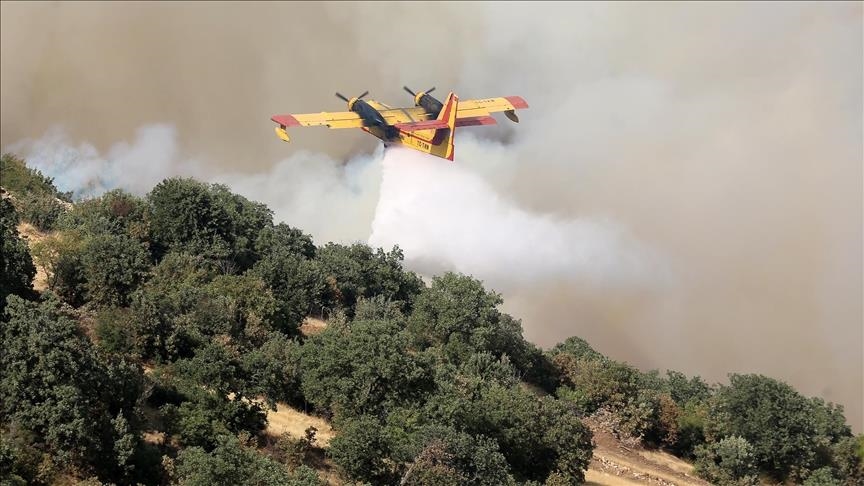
left=270, top=87, right=528, bottom=161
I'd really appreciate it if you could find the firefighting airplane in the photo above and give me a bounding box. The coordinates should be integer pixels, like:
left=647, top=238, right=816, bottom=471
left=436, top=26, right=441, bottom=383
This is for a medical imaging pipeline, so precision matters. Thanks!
left=270, top=86, right=528, bottom=161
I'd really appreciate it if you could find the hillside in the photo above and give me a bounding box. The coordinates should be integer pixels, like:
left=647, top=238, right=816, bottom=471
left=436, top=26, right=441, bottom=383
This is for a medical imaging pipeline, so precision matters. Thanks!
left=1, top=153, right=862, bottom=486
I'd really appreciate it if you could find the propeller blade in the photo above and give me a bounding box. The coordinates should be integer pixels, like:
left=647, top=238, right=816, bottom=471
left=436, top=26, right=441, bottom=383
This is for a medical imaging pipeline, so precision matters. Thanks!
left=336, top=92, right=350, bottom=102
left=358, top=90, right=369, bottom=99
left=403, top=86, right=416, bottom=96
left=425, top=87, right=436, bottom=94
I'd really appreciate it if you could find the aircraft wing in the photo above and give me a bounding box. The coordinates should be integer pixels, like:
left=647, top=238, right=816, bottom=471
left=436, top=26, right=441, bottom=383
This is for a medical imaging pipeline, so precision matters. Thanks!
left=377, top=106, right=433, bottom=124
left=271, top=112, right=366, bottom=130
left=456, top=96, right=529, bottom=121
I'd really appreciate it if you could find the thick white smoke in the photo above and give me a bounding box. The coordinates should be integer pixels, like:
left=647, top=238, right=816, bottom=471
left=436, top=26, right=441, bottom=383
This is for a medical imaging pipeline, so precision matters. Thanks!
left=369, top=146, right=669, bottom=293
left=7, top=124, right=195, bottom=199
left=7, top=124, right=382, bottom=245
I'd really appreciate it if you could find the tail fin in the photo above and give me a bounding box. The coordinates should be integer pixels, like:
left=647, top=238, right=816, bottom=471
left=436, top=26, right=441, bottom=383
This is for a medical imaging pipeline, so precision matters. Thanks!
left=430, top=92, right=458, bottom=161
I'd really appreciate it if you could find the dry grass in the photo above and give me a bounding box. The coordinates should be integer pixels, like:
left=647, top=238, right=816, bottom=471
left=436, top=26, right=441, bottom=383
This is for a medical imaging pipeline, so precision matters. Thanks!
left=16, top=221, right=50, bottom=291
left=300, top=317, right=328, bottom=337
left=265, top=403, right=335, bottom=448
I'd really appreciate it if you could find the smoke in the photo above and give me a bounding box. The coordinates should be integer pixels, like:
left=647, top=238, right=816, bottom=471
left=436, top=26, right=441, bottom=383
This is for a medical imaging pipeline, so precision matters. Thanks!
left=370, top=145, right=669, bottom=293
left=2, top=2, right=861, bottom=430
left=6, top=123, right=383, bottom=245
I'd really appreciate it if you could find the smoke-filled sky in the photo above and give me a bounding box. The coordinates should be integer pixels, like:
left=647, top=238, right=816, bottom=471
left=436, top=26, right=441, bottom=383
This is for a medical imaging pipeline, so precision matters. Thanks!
left=2, top=1, right=861, bottom=431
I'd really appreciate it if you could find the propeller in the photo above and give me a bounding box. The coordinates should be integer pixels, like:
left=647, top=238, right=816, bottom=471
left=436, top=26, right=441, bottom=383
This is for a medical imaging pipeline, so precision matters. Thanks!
left=335, top=91, right=369, bottom=103
left=403, top=86, right=436, bottom=97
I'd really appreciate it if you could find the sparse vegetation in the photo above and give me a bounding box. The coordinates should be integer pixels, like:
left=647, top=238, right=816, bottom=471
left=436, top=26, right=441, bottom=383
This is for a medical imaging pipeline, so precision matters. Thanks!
left=1, top=155, right=859, bottom=485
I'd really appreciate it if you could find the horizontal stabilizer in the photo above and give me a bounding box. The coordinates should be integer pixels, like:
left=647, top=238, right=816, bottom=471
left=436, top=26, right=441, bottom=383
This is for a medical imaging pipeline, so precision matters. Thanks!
left=394, top=119, right=449, bottom=132
left=456, top=115, right=497, bottom=127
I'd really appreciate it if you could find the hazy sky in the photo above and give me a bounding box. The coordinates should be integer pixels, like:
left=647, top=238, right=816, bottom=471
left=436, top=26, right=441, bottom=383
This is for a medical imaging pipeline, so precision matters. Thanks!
left=2, top=1, right=861, bottom=431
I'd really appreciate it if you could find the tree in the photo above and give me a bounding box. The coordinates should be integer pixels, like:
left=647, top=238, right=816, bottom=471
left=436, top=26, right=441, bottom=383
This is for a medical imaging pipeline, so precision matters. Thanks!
left=0, top=295, right=147, bottom=482
left=155, top=343, right=268, bottom=450
left=694, top=436, right=759, bottom=486
left=0, top=196, right=35, bottom=313
left=1, top=295, right=109, bottom=466
left=708, top=374, right=852, bottom=482
left=0, top=153, right=70, bottom=202
left=58, top=189, right=151, bottom=244
left=317, top=243, right=423, bottom=315
left=147, top=178, right=272, bottom=270
left=15, top=192, right=65, bottom=231
left=203, top=273, right=279, bottom=346
left=300, top=319, right=434, bottom=417
left=328, top=415, right=393, bottom=483
left=830, top=435, right=864, bottom=485
left=249, top=251, right=326, bottom=336
left=255, top=223, right=316, bottom=260
left=408, top=273, right=538, bottom=379
left=172, top=435, right=324, bottom=486
left=95, top=307, right=136, bottom=355
left=425, top=377, right=592, bottom=483
left=241, top=334, right=304, bottom=408
left=80, top=233, right=151, bottom=307
left=29, top=230, right=87, bottom=306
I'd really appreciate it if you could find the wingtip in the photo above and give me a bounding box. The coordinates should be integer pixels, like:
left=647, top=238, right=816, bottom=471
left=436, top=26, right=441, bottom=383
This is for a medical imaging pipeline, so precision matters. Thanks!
left=271, top=114, right=300, bottom=127
left=504, top=96, right=529, bottom=109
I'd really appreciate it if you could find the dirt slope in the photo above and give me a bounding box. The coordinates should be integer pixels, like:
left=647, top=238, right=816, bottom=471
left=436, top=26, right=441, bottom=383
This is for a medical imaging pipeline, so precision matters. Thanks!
left=16, top=221, right=50, bottom=291
left=585, top=418, right=710, bottom=486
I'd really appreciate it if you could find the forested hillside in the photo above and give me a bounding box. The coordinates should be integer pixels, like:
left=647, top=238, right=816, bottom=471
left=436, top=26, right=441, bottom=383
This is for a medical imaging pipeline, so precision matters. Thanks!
left=1, top=152, right=861, bottom=486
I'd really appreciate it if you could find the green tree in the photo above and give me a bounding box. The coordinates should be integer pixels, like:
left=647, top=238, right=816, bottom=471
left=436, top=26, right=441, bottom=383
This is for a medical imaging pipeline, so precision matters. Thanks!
left=708, top=374, right=852, bottom=481
left=255, top=223, right=316, bottom=260
left=80, top=233, right=151, bottom=307
left=831, top=435, right=864, bottom=485
left=58, top=189, right=151, bottom=244
left=0, top=153, right=70, bottom=201
left=300, top=319, right=434, bottom=417
left=317, top=243, right=423, bottom=315
left=425, top=376, right=593, bottom=483
left=329, top=415, right=393, bottom=483
left=203, top=273, right=279, bottom=346
left=95, top=307, right=136, bottom=355
left=157, top=343, right=267, bottom=450
left=15, top=192, right=65, bottom=231
left=0, top=295, right=147, bottom=482
left=130, top=252, right=216, bottom=361
left=0, top=196, right=36, bottom=313
left=147, top=178, right=272, bottom=270
left=241, top=334, right=304, bottom=408
left=249, top=251, right=325, bottom=336
left=408, top=273, right=539, bottom=379
left=172, top=435, right=324, bottom=486
left=694, top=436, right=759, bottom=486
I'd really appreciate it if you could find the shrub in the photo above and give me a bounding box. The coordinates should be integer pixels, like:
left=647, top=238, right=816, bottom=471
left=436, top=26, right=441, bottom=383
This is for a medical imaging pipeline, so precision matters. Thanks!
left=694, top=436, right=759, bottom=486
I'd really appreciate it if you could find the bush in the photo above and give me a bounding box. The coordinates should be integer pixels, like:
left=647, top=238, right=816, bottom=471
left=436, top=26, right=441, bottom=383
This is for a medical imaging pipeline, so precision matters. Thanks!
left=16, top=192, right=65, bottom=231
left=173, top=435, right=324, bottom=486
left=299, top=319, right=434, bottom=417
left=81, top=233, right=151, bottom=307
left=95, top=307, right=136, bottom=355
left=1, top=196, right=36, bottom=312
left=708, top=374, right=852, bottom=481
left=0, top=153, right=70, bottom=201
left=694, top=436, right=759, bottom=486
